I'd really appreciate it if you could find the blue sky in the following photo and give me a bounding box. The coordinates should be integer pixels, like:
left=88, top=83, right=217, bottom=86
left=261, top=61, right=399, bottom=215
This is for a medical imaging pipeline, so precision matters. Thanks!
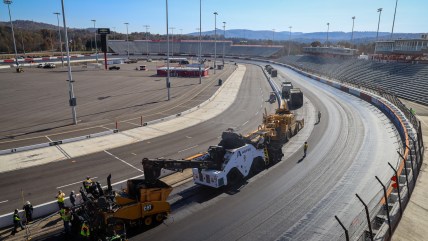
left=0, top=0, right=426, bottom=34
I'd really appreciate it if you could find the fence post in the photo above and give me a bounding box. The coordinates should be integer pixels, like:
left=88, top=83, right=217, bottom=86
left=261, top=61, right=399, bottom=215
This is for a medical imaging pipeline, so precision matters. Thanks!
left=355, top=193, right=374, bottom=241
left=410, top=137, right=420, bottom=171
left=334, top=215, right=349, bottom=241
left=397, top=151, right=411, bottom=197
left=375, top=176, right=392, bottom=238
left=141, top=116, right=143, bottom=126
left=405, top=145, right=416, bottom=187
left=388, top=162, right=403, bottom=216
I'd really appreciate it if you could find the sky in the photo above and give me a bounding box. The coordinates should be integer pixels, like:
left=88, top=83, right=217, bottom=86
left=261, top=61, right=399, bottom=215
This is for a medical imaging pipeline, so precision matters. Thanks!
left=0, top=0, right=426, bottom=35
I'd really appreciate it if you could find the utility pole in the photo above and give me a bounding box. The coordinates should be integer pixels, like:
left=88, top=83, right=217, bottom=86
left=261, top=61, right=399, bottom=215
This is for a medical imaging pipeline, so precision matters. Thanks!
left=391, top=0, right=398, bottom=39
left=351, top=16, right=355, bottom=44
left=143, top=25, right=150, bottom=59
left=198, top=0, right=202, bottom=84
left=222, top=21, right=226, bottom=65
left=91, top=19, right=98, bottom=62
left=54, top=12, right=64, bottom=67
left=213, top=11, right=218, bottom=74
left=4, top=0, right=19, bottom=67
left=272, top=29, right=275, bottom=46
left=124, top=22, right=129, bottom=59
left=61, top=0, right=77, bottom=124
left=376, top=8, right=383, bottom=41
left=166, top=0, right=171, bottom=100
left=288, top=26, right=292, bottom=56
left=326, top=22, right=330, bottom=46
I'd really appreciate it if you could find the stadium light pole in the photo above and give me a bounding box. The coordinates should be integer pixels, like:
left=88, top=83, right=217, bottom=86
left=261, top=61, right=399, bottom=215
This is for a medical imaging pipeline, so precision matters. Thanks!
left=170, top=27, right=175, bottom=57
left=376, top=8, right=383, bottom=41
left=91, top=19, right=98, bottom=63
left=272, top=29, right=275, bottom=46
left=124, top=22, right=129, bottom=59
left=222, top=21, right=226, bottom=65
left=326, top=22, right=330, bottom=46
left=351, top=16, right=355, bottom=44
left=391, top=0, right=398, bottom=39
left=213, top=11, right=218, bottom=74
left=4, top=0, right=19, bottom=67
left=288, top=26, right=292, bottom=56
left=20, top=31, right=25, bottom=55
left=143, top=25, right=150, bottom=59
left=54, top=12, right=64, bottom=67
left=61, top=0, right=77, bottom=125
left=166, top=0, right=171, bottom=100
left=198, top=0, right=202, bottom=84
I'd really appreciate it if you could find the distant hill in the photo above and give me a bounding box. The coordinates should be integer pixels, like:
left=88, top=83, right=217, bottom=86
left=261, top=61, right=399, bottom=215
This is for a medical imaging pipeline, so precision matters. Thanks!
left=0, top=20, right=58, bottom=31
left=188, top=29, right=423, bottom=43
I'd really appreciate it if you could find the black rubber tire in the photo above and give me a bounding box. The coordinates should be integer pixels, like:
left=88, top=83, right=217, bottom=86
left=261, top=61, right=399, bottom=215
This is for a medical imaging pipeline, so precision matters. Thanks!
left=227, top=168, right=243, bottom=187
left=250, top=157, right=265, bottom=176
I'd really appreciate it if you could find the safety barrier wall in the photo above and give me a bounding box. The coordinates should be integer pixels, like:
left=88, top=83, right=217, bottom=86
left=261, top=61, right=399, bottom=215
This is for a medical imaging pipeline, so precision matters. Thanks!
left=258, top=59, right=423, bottom=241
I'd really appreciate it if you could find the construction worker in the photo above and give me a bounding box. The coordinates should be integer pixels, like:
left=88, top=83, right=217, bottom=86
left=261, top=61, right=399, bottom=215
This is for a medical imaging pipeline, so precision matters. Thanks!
left=80, top=221, right=90, bottom=239
left=83, top=176, right=93, bottom=192
left=10, top=209, right=24, bottom=235
left=22, top=201, right=33, bottom=223
left=60, top=207, right=72, bottom=234
left=70, top=190, right=77, bottom=206
left=303, top=141, right=308, bottom=157
left=318, top=111, right=321, bottom=123
left=57, top=190, right=66, bottom=210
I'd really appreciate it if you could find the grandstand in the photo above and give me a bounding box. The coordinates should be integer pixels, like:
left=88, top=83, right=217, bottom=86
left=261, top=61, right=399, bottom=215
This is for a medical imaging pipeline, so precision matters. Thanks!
left=277, top=55, right=428, bottom=105
left=108, top=40, right=282, bottom=58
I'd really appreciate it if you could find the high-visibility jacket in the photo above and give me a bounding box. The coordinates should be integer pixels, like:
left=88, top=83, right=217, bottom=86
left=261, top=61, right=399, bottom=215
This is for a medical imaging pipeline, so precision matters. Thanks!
left=59, top=209, right=71, bottom=222
left=80, top=223, right=90, bottom=237
left=13, top=213, right=20, bottom=222
left=57, top=192, right=65, bottom=203
left=84, top=179, right=93, bottom=189
left=304, top=143, right=308, bottom=151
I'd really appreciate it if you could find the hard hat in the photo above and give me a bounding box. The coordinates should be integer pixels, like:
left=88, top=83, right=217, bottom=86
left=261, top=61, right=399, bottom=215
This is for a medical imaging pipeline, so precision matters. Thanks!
left=71, top=190, right=75, bottom=194
left=26, top=201, right=30, bottom=205
left=86, top=176, right=90, bottom=179
left=59, top=190, right=62, bottom=193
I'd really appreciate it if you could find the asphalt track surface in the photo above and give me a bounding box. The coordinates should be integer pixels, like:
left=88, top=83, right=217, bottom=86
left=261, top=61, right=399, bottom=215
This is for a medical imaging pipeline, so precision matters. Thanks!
left=0, top=61, right=234, bottom=150
left=137, top=64, right=400, bottom=241
left=0, top=62, right=400, bottom=240
left=0, top=64, right=276, bottom=216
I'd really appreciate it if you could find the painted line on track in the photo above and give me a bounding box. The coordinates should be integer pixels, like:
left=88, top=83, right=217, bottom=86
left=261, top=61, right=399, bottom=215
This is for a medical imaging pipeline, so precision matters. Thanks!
left=104, top=150, right=143, bottom=173
left=0, top=200, right=8, bottom=204
left=56, top=177, right=98, bottom=189
left=178, top=145, right=198, bottom=153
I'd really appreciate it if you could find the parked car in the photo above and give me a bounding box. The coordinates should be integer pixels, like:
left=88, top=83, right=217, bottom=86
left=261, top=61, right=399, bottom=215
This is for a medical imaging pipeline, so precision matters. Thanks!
left=43, top=63, right=56, bottom=68
left=109, top=66, right=120, bottom=70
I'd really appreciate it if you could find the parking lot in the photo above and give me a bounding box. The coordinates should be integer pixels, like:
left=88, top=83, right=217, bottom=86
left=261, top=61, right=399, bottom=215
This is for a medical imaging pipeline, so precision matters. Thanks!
left=0, top=60, right=234, bottom=150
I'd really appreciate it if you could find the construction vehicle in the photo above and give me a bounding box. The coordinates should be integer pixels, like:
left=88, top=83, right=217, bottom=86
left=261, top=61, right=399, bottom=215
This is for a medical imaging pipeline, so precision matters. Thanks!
left=71, top=174, right=172, bottom=240
left=289, top=88, right=304, bottom=109
left=143, top=103, right=304, bottom=189
left=281, top=81, right=293, bottom=99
